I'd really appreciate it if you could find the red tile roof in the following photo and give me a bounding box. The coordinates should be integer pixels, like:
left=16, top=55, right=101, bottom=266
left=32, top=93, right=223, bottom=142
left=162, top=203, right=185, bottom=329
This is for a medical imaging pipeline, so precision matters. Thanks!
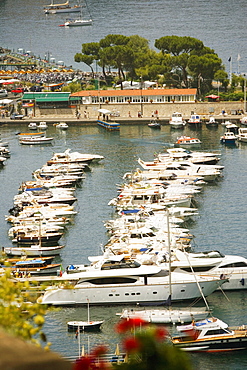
left=71, top=88, right=197, bottom=97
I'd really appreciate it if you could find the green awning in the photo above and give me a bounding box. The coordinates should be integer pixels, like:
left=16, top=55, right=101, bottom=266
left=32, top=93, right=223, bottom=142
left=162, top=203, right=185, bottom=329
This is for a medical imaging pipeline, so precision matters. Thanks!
left=22, top=92, right=71, bottom=102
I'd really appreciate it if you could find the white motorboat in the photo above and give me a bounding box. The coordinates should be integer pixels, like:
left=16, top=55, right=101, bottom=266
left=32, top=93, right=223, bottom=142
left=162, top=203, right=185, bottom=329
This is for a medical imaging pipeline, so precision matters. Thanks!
left=240, top=116, right=247, bottom=125
left=225, top=122, right=239, bottom=134
left=171, top=317, right=247, bottom=352
left=175, top=136, right=201, bottom=147
left=38, top=121, right=48, bottom=129
left=28, top=122, right=38, bottom=130
left=54, top=122, right=68, bottom=129
left=0, top=156, right=6, bottom=166
left=9, top=203, right=78, bottom=219
left=206, top=116, right=218, bottom=126
left=39, top=264, right=227, bottom=306
left=8, top=223, right=64, bottom=238
left=237, top=127, right=247, bottom=142
left=47, top=148, right=104, bottom=165
left=220, top=131, right=237, bottom=145
left=161, top=148, right=221, bottom=165
left=148, top=120, right=161, bottom=129
left=13, top=188, right=77, bottom=207
left=166, top=249, right=247, bottom=291
left=137, top=158, right=222, bottom=182
left=187, top=114, right=201, bottom=124
left=169, top=112, right=186, bottom=128
left=108, top=184, right=193, bottom=210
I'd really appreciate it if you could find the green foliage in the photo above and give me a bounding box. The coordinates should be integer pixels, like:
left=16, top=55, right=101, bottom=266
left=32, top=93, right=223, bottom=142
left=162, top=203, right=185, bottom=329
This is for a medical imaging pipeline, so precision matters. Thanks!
left=219, top=91, right=244, bottom=101
left=155, top=35, right=204, bottom=56
left=62, top=82, right=83, bottom=93
left=114, top=327, right=192, bottom=370
left=0, top=270, right=48, bottom=347
left=74, top=33, right=229, bottom=94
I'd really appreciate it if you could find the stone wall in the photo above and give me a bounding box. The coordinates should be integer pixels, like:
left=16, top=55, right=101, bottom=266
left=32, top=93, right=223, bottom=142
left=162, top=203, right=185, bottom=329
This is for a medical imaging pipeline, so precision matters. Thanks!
left=36, top=101, right=244, bottom=120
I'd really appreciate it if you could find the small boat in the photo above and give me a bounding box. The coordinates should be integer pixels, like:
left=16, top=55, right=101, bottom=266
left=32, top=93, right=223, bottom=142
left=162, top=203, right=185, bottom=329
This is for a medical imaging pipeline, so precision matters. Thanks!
left=44, top=0, right=82, bottom=14
left=175, top=136, right=202, bottom=147
left=0, top=147, right=10, bottom=158
left=226, top=122, right=239, bottom=134
left=12, top=230, right=63, bottom=246
left=220, top=131, right=237, bottom=145
left=240, top=116, right=247, bottom=125
left=118, top=307, right=210, bottom=324
left=97, top=119, right=120, bottom=131
left=171, top=316, right=247, bottom=352
left=187, top=114, right=201, bottom=124
left=67, top=319, right=104, bottom=331
left=169, top=112, right=186, bottom=129
left=3, top=257, right=61, bottom=276
left=19, top=136, right=54, bottom=145
left=17, top=132, right=46, bottom=139
left=67, top=301, right=104, bottom=332
left=148, top=120, right=161, bottom=129
left=38, top=122, right=48, bottom=129
left=0, top=156, right=6, bottom=166
left=3, top=244, right=65, bottom=257
left=54, top=122, right=68, bottom=129
left=28, top=122, right=38, bottom=130
left=59, top=0, right=92, bottom=26
left=237, top=127, right=247, bottom=142
left=205, top=116, right=218, bottom=126
left=60, top=18, right=92, bottom=26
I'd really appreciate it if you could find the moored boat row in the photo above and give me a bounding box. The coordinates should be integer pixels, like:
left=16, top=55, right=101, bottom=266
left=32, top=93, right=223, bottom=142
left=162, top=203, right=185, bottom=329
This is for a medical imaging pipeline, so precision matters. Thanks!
left=2, top=149, right=104, bottom=275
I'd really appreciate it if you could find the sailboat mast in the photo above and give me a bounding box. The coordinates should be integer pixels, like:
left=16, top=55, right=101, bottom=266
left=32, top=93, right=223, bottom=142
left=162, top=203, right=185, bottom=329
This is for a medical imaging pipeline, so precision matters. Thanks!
left=87, top=299, right=90, bottom=323
left=166, top=209, right=172, bottom=298
left=185, top=253, right=210, bottom=311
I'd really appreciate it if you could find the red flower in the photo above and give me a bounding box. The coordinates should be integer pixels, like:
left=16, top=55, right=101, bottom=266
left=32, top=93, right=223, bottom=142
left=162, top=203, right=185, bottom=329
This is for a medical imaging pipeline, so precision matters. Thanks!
left=73, top=356, right=92, bottom=370
left=154, top=326, right=168, bottom=341
left=123, top=336, right=141, bottom=353
left=115, top=318, right=146, bottom=333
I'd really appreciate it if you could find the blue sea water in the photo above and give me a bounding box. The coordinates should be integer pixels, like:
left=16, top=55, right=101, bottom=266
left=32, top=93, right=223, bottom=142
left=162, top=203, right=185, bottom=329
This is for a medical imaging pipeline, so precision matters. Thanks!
left=0, top=0, right=246, bottom=74
left=0, top=122, right=247, bottom=369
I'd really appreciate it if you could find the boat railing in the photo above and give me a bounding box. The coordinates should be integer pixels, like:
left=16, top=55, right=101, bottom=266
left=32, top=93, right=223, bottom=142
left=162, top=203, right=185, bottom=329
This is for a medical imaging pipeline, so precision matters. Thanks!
left=64, top=352, right=127, bottom=364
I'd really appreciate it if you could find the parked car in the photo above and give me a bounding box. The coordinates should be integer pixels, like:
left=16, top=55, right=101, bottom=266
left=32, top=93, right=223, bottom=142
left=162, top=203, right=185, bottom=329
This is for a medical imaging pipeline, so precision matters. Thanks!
left=10, top=113, right=24, bottom=120
left=0, top=89, right=8, bottom=97
left=11, top=88, right=24, bottom=94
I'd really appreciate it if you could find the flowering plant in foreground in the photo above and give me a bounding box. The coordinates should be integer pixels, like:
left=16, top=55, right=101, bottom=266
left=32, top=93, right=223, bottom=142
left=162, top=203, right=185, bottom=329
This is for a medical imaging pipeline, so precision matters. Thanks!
left=73, top=318, right=192, bottom=370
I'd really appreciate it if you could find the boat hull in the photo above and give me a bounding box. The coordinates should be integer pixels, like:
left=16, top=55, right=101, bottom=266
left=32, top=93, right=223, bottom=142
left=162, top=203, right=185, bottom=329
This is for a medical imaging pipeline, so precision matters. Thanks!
left=40, top=276, right=226, bottom=306
left=3, top=245, right=65, bottom=256
left=119, top=308, right=209, bottom=324
left=173, top=337, right=247, bottom=352
left=67, top=320, right=104, bottom=331
left=12, top=233, right=63, bottom=246
left=97, top=120, right=120, bottom=131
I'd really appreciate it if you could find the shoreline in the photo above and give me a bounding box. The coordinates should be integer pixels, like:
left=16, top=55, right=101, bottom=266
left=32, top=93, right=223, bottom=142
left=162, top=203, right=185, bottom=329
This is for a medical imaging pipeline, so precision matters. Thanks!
left=0, top=115, right=242, bottom=126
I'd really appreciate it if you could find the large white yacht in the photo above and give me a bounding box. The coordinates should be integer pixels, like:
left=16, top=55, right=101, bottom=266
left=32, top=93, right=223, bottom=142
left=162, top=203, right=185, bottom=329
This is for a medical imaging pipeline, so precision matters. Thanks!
left=39, top=253, right=227, bottom=306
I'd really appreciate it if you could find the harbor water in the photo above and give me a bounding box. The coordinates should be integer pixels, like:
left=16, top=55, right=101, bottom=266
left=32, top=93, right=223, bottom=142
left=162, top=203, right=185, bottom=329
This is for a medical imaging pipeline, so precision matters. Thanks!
left=0, top=122, right=247, bottom=369
left=0, top=0, right=246, bottom=73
